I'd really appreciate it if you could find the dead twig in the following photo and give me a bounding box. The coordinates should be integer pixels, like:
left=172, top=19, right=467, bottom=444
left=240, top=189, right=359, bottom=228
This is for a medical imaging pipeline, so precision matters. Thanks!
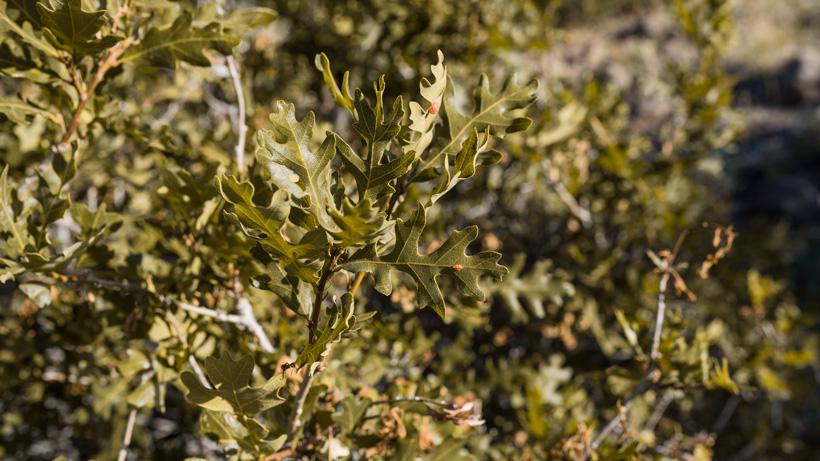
left=116, top=408, right=138, bottom=461
left=226, top=55, right=248, bottom=176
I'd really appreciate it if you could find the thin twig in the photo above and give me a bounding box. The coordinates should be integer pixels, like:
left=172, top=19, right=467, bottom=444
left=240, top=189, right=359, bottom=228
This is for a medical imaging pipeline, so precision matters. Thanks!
left=584, top=232, right=692, bottom=459
left=59, top=39, right=134, bottom=149
left=582, top=366, right=669, bottom=461
left=166, top=310, right=211, bottom=388
left=177, top=300, right=243, bottom=323
left=236, top=297, right=275, bottom=353
left=188, top=354, right=210, bottom=387
left=644, top=391, right=674, bottom=432
left=40, top=271, right=275, bottom=354
left=226, top=55, right=248, bottom=176
left=591, top=408, right=627, bottom=453
left=310, top=247, right=343, bottom=340
left=116, top=408, right=138, bottom=461
left=649, top=231, right=688, bottom=360
left=587, top=373, right=654, bottom=456
left=349, top=272, right=367, bottom=296
left=286, top=370, right=316, bottom=449
left=214, top=0, right=248, bottom=176
left=372, top=395, right=455, bottom=409
left=651, top=270, right=671, bottom=360
left=553, top=180, right=592, bottom=225
left=711, top=395, right=740, bottom=436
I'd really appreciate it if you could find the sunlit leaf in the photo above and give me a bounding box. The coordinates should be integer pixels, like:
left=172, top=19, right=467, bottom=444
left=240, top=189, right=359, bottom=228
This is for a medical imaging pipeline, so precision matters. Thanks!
left=344, top=205, right=507, bottom=317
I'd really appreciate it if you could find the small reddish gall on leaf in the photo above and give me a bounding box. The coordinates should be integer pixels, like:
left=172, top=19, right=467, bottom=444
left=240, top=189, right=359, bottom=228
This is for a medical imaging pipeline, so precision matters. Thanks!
left=451, top=264, right=464, bottom=271
left=429, top=102, right=439, bottom=114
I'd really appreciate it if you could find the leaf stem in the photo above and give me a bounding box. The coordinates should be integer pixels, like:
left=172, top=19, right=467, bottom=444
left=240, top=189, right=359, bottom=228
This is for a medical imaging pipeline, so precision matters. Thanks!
left=349, top=272, right=367, bottom=297
left=310, top=247, right=343, bottom=340
left=285, top=369, right=316, bottom=450
left=384, top=175, right=405, bottom=220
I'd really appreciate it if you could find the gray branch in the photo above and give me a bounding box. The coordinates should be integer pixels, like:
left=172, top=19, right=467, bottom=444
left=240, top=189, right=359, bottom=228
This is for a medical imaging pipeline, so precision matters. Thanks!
left=177, top=298, right=275, bottom=353
left=226, top=55, right=248, bottom=176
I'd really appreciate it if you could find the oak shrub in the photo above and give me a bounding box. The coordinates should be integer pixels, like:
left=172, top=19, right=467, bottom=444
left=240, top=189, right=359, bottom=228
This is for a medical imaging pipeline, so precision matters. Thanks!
left=0, top=1, right=817, bottom=460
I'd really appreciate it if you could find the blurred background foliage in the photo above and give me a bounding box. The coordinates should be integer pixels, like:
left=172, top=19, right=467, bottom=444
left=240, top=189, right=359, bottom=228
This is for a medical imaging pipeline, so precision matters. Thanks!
left=1, top=0, right=818, bottom=459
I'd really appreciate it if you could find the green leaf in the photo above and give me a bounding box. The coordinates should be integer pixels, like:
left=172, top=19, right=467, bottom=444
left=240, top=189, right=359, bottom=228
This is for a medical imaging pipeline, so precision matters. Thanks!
left=707, top=358, right=739, bottom=394
left=331, top=79, right=411, bottom=203
left=425, top=439, right=467, bottom=461
left=334, top=133, right=413, bottom=204
left=126, top=379, right=156, bottom=408
left=199, top=409, right=286, bottom=453
left=296, top=293, right=356, bottom=367
left=217, top=175, right=326, bottom=283
left=0, top=165, right=29, bottom=254
left=333, top=396, right=371, bottom=434
left=315, top=52, right=354, bottom=114
left=37, top=0, right=121, bottom=59
left=327, top=197, right=388, bottom=247
left=222, top=7, right=277, bottom=32
left=69, top=202, right=121, bottom=236
left=255, top=101, right=339, bottom=232
left=351, top=78, right=403, bottom=162
left=19, top=282, right=50, bottom=307
left=0, top=42, right=38, bottom=72
left=427, top=127, right=485, bottom=206
left=414, top=74, right=538, bottom=180
left=122, top=13, right=238, bottom=68
left=318, top=56, right=412, bottom=203
left=0, top=258, right=24, bottom=283
left=537, top=101, right=588, bottom=147
left=6, top=0, right=42, bottom=29
left=492, top=254, right=575, bottom=320
left=343, top=205, right=507, bottom=317
left=250, top=251, right=314, bottom=316
left=406, top=50, right=447, bottom=158
left=393, top=436, right=420, bottom=461
left=199, top=409, right=250, bottom=445
left=0, top=96, right=59, bottom=125
left=0, top=0, right=62, bottom=57
left=180, top=351, right=286, bottom=415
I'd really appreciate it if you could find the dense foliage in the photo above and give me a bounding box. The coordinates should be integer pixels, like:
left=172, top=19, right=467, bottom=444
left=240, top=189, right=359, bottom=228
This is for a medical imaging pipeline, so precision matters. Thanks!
left=1, top=1, right=817, bottom=460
